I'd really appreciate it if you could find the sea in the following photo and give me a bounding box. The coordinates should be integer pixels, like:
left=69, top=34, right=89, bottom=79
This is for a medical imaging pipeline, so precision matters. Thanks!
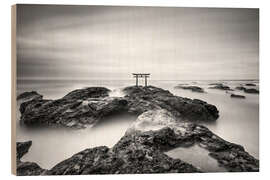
left=16, top=79, right=259, bottom=170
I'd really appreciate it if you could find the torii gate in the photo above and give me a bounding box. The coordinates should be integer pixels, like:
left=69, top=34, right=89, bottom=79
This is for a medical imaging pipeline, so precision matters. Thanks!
left=132, top=73, right=150, bottom=87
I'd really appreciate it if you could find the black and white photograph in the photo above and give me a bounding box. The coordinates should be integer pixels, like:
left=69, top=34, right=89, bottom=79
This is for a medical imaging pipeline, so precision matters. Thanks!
left=12, top=4, right=259, bottom=175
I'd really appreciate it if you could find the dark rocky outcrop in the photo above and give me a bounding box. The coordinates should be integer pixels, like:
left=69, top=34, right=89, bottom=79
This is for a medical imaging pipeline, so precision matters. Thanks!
left=174, top=85, right=204, bottom=93
left=18, top=86, right=219, bottom=128
left=235, top=86, right=259, bottom=94
left=16, top=141, right=32, bottom=160
left=230, top=94, right=245, bottom=99
left=123, top=86, right=218, bottom=122
left=245, top=83, right=256, bottom=86
left=62, top=87, right=110, bottom=100
left=244, top=88, right=259, bottom=94
left=47, top=143, right=199, bottom=175
left=47, top=110, right=258, bottom=174
left=16, top=141, right=46, bottom=176
left=18, top=87, right=128, bottom=128
left=209, top=83, right=223, bottom=86
left=17, top=91, right=43, bottom=102
left=209, top=84, right=233, bottom=91
left=16, top=86, right=259, bottom=174
left=16, top=110, right=259, bottom=175
left=235, top=86, right=246, bottom=91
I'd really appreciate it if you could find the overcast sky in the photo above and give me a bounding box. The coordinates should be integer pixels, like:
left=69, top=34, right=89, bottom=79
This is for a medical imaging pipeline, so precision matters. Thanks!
left=17, top=5, right=259, bottom=80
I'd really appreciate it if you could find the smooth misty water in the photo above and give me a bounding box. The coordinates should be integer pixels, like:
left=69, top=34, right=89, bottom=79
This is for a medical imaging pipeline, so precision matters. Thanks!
left=16, top=79, right=259, bottom=169
left=16, top=106, right=136, bottom=169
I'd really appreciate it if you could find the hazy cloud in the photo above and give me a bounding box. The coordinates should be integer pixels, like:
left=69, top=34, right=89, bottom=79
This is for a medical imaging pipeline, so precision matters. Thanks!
left=17, top=5, right=259, bottom=80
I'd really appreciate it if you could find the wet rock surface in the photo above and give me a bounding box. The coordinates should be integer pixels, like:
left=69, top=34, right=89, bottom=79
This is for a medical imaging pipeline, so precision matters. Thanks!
left=18, top=86, right=219, bottom=128
left=16, top=141, right=46, bottom=176
left=174, top=85, right=204, bottom=93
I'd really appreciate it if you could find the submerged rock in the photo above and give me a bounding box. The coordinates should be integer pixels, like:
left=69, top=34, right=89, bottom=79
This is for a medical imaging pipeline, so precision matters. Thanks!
left=18, top=86, right=219, bottom=128
left=174, top=85, right=204, bottom=93
left=16, top=141, right=46, bottom=176
left=230, top=94, right=246, bottom=99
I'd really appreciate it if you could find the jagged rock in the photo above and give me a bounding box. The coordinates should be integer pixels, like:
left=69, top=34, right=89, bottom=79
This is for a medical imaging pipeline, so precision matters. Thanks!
left=17, top=91, right=43, bottom=102
left=174, top=85, right=204, bottom=93
left=62, top=87, right=110, bottom=100
left=17, top=161, right=46, bottom=176
left=17, top=110, right=259, bottom=175
left=122, top=111, right=259, bottom=172
left=46, top=114, right=201, bottom=175
left=123, top=86, right=219, bottom=122
left=18, top=86, right=219, bottom=128
left=126, top=109, right=177, bottom=134
left=16, top=141, right=46, bottom=176
left=230, top=94, right=245, bottom=99
left=16, top=141, right=32, bottom=160
left=46, top=111, right=258, bottom=174
left=18, top=87, right=128, bottom=128
left=209, top=84, right=233, bottom=91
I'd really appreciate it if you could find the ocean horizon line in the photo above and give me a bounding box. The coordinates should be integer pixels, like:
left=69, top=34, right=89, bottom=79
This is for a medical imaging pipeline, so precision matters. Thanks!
left=17, top=78, right=259, bottom=81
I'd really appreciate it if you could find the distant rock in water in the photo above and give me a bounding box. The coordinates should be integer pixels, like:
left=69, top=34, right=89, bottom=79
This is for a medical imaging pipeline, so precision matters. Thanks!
left=245, top=83, right=256, bottom=86
left=235, top=86, right=259, bottom=94
left=174, top=85, right=204, bottom=93
left=230, top=94, right=246, bottom=99
left=235, top=86, right=246, bottom=91
left=177, top=83, right=189, bottom=86
left=208, top=83, right=223, bottom=86
left=209, top=84, right=233, bottom=91
left=16, top=141, right=46, bottom=176
left=244, top=88, right=259, bottom=94
left=17, top=86, right=219, bottom=128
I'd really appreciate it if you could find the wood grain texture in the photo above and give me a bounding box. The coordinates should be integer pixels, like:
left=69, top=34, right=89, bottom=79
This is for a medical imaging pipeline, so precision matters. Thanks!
left=11, top=4, right=17, bottom=175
